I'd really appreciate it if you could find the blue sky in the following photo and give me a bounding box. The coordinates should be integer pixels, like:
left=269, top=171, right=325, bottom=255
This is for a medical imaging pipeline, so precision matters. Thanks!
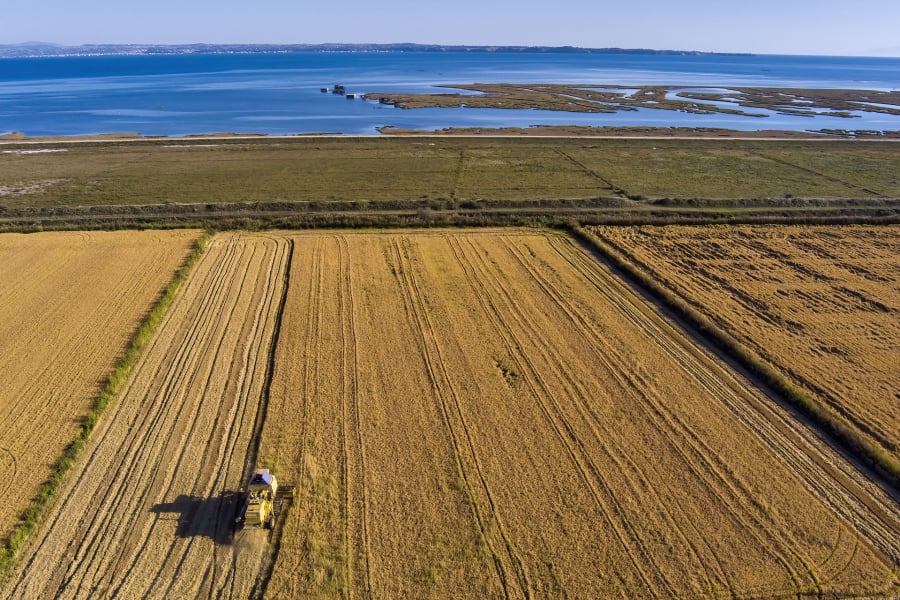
left=3, top=0, right=899, bottom=56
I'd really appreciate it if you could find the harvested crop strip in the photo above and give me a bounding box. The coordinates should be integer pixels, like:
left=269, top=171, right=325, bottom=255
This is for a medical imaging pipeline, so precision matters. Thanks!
left=4, top=233, right=290, bottom=599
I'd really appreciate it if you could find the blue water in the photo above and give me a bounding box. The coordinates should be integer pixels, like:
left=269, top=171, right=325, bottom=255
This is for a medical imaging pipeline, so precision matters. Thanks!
left=0, top=52, right=898, bottom=136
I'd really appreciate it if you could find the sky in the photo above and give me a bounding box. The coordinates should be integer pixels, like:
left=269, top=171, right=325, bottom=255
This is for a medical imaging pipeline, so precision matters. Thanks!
left=3, top=0, right=899, bottom=56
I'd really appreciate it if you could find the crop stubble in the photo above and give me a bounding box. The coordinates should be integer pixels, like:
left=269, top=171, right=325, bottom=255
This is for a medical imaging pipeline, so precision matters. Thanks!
left=0, top=230, right=197, bottom=543
left=4, top=233, right=290, bottom=599
left=260, top=231, right=897, bottom=598
left=594, top=225, right=899, bottom=467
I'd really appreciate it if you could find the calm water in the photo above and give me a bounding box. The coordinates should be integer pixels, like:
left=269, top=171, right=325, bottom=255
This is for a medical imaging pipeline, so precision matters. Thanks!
left=0, top=52, right=898, bottom=136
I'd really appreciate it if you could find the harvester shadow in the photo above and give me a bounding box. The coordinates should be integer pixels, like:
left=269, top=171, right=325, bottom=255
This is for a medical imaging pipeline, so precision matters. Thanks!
left=150, top=491, right=242, bottom=546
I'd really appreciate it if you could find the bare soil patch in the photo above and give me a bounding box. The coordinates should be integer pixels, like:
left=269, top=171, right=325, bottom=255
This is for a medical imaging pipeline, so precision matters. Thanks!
left=0, top=179, right=64, bottom=197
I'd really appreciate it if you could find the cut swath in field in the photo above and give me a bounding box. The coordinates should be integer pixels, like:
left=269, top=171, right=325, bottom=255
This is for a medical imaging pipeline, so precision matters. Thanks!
left=259, top=231, right=897, bottom=598
left=594, top=225, right=899, bottom=473
left=0, top=230, right=198, bottom=548
left=4, top=233, right=290, bottom=599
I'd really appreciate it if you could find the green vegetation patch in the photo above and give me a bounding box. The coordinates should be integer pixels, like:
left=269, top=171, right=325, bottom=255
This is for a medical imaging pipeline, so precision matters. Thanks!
left=563, top=140, right=895, bottom=200
left=366, top=84, right=900, bottom=119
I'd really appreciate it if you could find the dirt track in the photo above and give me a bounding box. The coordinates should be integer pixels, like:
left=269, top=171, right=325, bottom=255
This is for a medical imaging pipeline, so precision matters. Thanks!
left=4, top=233, right=289, bottom=599
left=0, top=230, right=197, bottom=543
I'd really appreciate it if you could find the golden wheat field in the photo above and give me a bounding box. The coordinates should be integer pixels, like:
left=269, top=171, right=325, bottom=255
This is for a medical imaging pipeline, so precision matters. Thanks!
left=5, top=230, right=897, bottom=599
left=594, top=225, right=900, bottom=468
left=0, top=230, right=198, bottom=543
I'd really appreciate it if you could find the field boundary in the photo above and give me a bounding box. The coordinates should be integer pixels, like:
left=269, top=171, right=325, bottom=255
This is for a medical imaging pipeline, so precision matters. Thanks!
left=0, top=231, right=210, bottom=580
left=568, top=225, right=900, bottom=490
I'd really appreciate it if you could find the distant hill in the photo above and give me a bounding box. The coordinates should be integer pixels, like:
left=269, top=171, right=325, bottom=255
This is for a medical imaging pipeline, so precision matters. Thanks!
left=0, top=42, right=751, bottom=59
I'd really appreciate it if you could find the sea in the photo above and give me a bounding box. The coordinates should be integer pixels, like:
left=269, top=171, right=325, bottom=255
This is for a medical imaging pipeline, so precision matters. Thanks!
left=0, top=52, right=898, bottom=137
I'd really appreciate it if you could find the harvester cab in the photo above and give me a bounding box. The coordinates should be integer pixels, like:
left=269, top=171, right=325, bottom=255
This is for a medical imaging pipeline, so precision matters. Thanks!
left=234, top=468, right=295, bottom=531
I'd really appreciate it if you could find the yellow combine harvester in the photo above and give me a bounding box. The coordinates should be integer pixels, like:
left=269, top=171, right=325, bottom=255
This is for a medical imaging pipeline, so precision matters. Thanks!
left=234, top=468, right=295, bottom=530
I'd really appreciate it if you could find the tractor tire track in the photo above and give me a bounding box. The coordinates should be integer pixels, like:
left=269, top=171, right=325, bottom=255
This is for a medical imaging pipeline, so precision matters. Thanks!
left=750, top=150, right=886, bottom=196
left=510, top=236, right=814, bottom=593
left=494, top=237, right=730, bottom=594
left=450, top=235, right=663, bottom=597
left=102, top=236, right=280, bottom=598
left=500, top=236, right=735, bottom=595
left=260, top=236, right=330, bottom=600
left=337, top=235, right=374, bottom=598
left=18, top=237, right=244, bottom=598
left=123, top=238, right=272, bottom=597
left=391, top=237, right=527, bottom=600
left=96, top=238, right=259, bottom=595
left=554, top=149, right=626, bottom=198
left=239, top=236, right=293, bottom=600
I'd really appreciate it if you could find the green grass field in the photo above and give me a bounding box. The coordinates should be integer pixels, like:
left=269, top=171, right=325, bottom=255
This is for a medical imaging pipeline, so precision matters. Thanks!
left=2, top=137, right=898, bottom=207
left=1, top=137, right=897, bottom=230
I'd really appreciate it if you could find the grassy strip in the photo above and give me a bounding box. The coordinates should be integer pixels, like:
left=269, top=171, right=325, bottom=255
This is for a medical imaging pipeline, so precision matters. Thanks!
left=568, top=225, right=900, bottom=488
left=1, top=205, right=898, bottom=234
left=0, top=231, right=211, bottom=578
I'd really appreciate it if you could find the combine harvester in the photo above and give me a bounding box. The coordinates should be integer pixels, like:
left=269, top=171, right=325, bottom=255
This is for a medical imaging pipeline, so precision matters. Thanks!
left=234, top=468, right=295, bottom=531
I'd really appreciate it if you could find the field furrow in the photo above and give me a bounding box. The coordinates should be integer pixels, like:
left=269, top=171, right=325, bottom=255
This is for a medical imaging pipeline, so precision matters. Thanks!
left=262, top=234, right=500, bottom=598
left=498, top=237, right=734, bottom=589
left=450, top=234, right=667, bottom=596
left=394, top=237, right=529, bottom=599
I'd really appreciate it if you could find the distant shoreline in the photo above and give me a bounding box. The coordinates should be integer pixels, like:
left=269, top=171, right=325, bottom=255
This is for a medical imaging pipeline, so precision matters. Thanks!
left=0, top=43, right=754, bottom=60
